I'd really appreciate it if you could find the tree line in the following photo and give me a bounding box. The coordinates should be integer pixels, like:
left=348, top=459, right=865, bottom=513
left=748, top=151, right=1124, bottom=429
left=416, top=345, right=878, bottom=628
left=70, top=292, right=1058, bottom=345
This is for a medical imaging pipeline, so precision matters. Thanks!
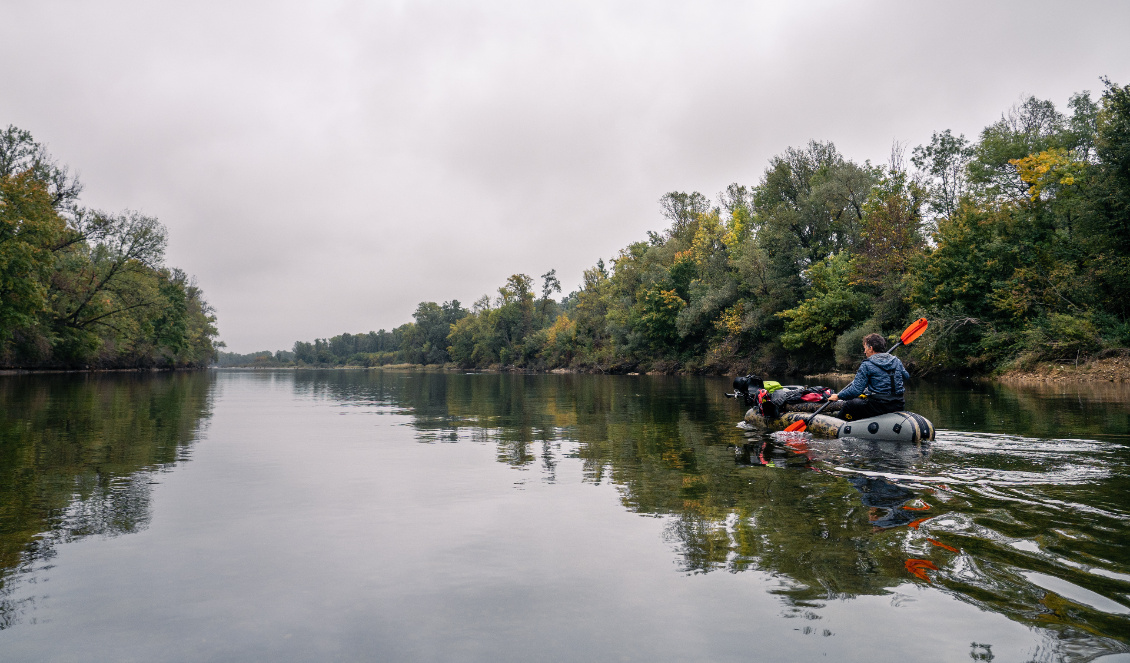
left=0, top=126, right=218, bottom=368
left=232, top=79, right=1130, bottom=375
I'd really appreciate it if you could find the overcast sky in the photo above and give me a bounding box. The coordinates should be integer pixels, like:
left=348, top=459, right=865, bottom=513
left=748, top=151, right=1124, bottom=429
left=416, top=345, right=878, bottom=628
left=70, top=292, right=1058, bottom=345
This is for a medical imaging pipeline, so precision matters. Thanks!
left=2, top=0, right=1128, bottom=353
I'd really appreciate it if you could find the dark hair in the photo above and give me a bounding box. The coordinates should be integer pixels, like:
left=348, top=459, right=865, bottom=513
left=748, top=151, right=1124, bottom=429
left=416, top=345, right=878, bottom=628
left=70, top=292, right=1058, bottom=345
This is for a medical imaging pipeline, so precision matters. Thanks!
left=863, top=333, right=887, bottom=353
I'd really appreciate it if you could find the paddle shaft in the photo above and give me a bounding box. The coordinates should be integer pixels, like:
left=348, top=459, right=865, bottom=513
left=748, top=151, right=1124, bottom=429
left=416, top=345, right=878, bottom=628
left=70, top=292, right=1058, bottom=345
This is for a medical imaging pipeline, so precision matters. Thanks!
left=804, top=399, right=834, bottom=424
left=785, top=398, right=834, bottom=432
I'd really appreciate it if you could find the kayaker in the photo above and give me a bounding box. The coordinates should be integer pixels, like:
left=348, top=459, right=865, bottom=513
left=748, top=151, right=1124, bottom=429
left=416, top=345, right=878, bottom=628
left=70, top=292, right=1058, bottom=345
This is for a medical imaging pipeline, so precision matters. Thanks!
left=827, top=333, right=910, bottom=421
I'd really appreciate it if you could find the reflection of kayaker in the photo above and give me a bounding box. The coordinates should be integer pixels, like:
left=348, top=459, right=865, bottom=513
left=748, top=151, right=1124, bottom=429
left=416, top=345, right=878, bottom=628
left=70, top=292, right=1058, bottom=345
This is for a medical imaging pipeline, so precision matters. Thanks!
left=849, top=476, right=920, bottom=528
left=732, top=437, right=812, bottom=470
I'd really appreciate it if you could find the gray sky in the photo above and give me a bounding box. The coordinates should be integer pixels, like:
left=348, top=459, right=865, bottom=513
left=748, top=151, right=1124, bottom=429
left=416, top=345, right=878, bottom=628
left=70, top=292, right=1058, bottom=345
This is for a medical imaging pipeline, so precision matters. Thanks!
left=3, top=0, right=1128, bottom=353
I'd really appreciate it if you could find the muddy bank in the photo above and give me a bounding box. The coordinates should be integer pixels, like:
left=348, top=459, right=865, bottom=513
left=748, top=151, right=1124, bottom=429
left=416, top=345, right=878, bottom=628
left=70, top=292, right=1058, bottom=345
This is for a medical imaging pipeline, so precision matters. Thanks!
left=997, top=355, right=1130, bottom=383
left=804, top=354, right=1130, bottom=386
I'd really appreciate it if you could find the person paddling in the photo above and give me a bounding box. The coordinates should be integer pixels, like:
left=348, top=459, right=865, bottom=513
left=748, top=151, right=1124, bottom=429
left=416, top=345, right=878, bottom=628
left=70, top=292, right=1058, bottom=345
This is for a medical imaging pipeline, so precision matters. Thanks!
left=827, top=333, right=910, bottom=421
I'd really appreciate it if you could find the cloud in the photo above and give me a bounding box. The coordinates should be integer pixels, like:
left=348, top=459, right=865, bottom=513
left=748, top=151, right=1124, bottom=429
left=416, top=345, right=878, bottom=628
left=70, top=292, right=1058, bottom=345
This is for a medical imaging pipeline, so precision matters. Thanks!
left=2, top=0, right=1128, bottom=351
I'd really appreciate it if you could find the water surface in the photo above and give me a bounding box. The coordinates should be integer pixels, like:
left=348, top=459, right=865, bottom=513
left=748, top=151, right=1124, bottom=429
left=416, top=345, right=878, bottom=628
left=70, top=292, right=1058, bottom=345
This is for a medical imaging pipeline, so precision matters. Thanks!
left=1, top=371, right=1128, bottom=662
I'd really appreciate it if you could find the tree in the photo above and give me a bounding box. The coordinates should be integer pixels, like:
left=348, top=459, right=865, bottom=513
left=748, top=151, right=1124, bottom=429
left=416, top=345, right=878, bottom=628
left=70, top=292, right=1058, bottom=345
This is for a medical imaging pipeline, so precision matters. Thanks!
left=494, top=274, right=535, bottom=363
left=968, top=96, right=1068, bottom=202
left=284, top=81, right=1130, bottom=374
left=854, top=165, right=927, bottom=329
left=1067, top=91, right=1101, bottom=161
left=539, top=269, right=561, bottom=323
left=0, top=125, right=83, bottom=212
left=0, top=172, right=66, bottom=341
left=634, top=285, right=684, bottom=352
left=407, top=300, right=467, bottom=364
left=659, top=191, right=711, bottom=238
left=51, top=211, right=168, bottom=350
left=752, top=141, right=877, bottom=284
left=1080, top=78, right=1130, bottom=318
left=1, top=125, right=217, bottom=368
left=912, top=129, right=973, bottom=221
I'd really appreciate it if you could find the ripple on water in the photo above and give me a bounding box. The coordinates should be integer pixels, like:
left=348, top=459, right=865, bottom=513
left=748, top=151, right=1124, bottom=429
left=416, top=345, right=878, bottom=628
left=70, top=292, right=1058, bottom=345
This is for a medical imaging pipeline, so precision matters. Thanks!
left=931, top=430, right=1118, bottom=487
left=1023, top=572, right=1130, bottom=615
left=784, top=425, right=1130, bottom=658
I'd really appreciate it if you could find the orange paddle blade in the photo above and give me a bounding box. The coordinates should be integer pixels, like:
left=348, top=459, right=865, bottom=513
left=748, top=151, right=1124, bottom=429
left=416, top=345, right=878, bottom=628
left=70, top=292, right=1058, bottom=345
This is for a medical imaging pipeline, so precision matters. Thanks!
left=783, top=419, right=807, bottom=432
left=900, top=318, right=929, bottom=346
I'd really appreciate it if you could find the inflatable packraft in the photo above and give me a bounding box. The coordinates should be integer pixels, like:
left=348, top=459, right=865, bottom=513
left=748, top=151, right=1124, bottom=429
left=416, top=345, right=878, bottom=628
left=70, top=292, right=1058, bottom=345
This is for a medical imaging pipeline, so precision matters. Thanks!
left=729, top=377, right=935, bottom=443
left=744, top=407, right=935, bottom=443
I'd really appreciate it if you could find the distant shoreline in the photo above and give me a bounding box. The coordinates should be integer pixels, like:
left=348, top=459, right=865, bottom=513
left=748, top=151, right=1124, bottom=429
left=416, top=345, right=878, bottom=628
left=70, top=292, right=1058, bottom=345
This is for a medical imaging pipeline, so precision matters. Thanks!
left=206, top=357, right=1130, bottom=384
left=5, top=360, right=1125, bottom=384
left=0, top=367, right=207, bottom=375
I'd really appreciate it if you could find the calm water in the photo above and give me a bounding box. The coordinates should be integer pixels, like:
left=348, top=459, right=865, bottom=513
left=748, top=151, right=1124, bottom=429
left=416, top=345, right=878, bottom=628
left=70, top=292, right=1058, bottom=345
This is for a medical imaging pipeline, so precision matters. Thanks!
left=1, top=370, right=1128, bottom=662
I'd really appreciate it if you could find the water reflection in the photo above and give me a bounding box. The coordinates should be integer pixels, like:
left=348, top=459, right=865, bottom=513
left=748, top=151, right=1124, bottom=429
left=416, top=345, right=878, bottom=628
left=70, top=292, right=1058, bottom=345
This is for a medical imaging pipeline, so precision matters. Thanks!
left=0, top=372, right=214, bottom=629
left=293, top=370, right=1130, bottom=661
left=909, top=378, right=1130, bottom=440
left=2, top=370, right=1126, bottom=661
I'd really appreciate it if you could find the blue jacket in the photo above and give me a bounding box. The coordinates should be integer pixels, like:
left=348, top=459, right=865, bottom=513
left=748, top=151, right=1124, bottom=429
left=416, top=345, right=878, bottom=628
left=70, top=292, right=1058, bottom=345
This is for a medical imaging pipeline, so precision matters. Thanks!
left=838, top=353, right=910, bottom=400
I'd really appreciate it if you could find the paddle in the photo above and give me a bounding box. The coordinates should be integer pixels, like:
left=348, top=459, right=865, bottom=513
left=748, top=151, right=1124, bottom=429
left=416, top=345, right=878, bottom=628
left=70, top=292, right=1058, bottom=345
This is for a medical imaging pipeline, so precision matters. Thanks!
left=782, top=318, right=928, bottom=433
left=886, top=316, right=929, bottom=353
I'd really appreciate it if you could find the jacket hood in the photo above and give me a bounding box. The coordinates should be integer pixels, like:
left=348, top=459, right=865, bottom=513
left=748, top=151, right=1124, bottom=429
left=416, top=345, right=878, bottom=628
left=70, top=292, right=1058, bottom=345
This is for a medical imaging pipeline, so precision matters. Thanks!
left=867, top=352, right=899, bottom=368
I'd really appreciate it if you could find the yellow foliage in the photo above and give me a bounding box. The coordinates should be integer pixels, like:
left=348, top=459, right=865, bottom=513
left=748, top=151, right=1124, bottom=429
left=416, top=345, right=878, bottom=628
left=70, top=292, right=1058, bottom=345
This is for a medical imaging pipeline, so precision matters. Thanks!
left=722, top=208, right=749, bottom=248
left=714, top=302, right=745, bottom=337
left=690, top=212, right=724, bottom=268
left=647, top=288, right=684, bottom=310
left=1009, top=148, right=1084, bottom=201
left=544, top=314, right=575, bottom=346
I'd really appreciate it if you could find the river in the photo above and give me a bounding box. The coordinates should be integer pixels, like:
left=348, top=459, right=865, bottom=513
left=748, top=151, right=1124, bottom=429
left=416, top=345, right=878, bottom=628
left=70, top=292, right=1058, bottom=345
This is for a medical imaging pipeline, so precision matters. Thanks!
left=1, top=370, right=1128, bottom=662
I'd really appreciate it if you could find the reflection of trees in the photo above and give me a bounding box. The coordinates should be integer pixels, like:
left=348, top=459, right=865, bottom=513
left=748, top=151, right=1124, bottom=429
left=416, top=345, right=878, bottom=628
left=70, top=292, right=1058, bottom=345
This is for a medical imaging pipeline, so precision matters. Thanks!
left=296, top=371, right=917, bottom=598
left=297, top=370, right=1130, bottom=659
left=905, top=378, right=1130, bottom=439
left=0, top=372, right=214, bottom=629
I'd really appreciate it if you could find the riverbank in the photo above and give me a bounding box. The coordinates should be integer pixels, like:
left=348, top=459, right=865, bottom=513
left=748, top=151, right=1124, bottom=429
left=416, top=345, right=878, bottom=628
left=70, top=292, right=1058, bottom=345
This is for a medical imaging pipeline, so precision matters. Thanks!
left=997, top=355, right=1130, bottom=383
left=806, top=359, right=1130, bottom=385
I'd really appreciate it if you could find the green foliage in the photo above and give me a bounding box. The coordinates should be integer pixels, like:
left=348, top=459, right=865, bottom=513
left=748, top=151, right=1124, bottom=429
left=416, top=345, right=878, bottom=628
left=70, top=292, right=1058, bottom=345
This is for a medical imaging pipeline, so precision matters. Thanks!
left=968, top=96, right=1071, bottom=201
left=1079, top=79, right=1130, bottom=318
left=1014, top=313, right=1103, bottom=366
left=0, top=171, right=64, bottom=338
left=854, top=165, right=926, bottom=329
left=402, top=300, right=466, bottom=364
left=777, top=252, right=872, bottom=353
left=668, top=251, right=695, bottom=302
left=752, top=141, right=878, bottom=281
left=0, top=126, right=218, bottom=368
left=217, top=349, right=295, bottom=367
left=659, top=191, right=710, bottom=239
left=912, top=129, right=973, bottom=220
left=904, top=84, right=1130, bottom=372
left=636, top=285, right=684, bottom=351
left=293, top=329, right=401, bottom=366
left=835, top=321, right=883, bottom=370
